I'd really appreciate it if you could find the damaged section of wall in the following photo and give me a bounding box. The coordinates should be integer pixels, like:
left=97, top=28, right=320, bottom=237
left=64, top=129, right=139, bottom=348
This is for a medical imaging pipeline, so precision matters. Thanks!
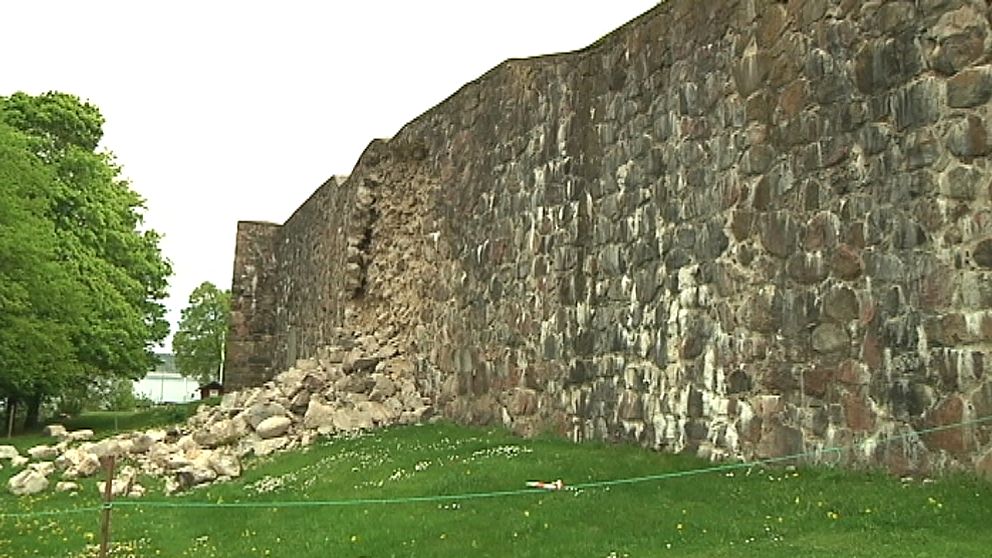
left=227, top=0, right=992, bottom=475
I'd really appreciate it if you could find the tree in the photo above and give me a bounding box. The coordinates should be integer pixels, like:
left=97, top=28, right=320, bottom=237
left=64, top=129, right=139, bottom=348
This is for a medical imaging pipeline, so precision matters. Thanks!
left=173, top=282, right=230, bottom=385
left=0, top=92, right=172, bottom=430
left=0, top=121, right=87, bottom=432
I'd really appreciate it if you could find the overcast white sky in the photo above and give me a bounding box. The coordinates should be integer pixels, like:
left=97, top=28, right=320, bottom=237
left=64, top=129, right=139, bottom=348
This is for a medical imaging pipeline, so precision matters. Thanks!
left=1, top=1, right=656, bottom=350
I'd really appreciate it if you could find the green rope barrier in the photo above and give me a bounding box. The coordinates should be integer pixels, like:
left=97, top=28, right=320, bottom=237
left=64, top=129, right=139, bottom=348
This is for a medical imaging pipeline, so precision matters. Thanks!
left=112, top=487, right=544, bottom=510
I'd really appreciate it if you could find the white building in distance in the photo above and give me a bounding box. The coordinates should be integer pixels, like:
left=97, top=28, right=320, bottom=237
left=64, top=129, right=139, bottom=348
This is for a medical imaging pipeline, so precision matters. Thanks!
left=133, top=353, right=200, bottom=404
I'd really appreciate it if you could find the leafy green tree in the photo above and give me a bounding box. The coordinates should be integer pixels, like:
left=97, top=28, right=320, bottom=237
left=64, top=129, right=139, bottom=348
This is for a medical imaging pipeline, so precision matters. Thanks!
left=174, top=282, right=230, bottom=385
left=0, top=121, right=86, bottom=430
left=0, top=92, right=172, bottom=429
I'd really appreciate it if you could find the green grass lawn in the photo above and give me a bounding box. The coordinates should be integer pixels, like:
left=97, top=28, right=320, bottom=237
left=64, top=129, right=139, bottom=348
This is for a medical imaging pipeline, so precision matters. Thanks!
left=61, top=398, right=220, bottom=434
left=1, top=420, right=989, bottom=557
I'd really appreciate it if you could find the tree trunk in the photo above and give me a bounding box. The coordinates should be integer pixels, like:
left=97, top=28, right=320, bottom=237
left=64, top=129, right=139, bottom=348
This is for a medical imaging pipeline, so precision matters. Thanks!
left=4, top=397, right=15, bottom=438
left=24, top=393, right=42, bottom=431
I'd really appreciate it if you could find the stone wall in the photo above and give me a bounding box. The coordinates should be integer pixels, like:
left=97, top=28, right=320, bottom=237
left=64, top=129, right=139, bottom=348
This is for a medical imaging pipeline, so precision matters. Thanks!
left=227, top=0, right=992, bottom=475
left=226, top=175, right=356, bottom=391
left=270, top=174, right=354, bottom=371
left=226, top=221, right=280, bottom=391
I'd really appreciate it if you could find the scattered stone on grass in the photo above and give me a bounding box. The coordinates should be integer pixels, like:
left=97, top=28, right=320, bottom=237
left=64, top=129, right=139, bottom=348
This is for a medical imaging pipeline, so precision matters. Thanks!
left=42, top=424, right=67, bottom=438
left=6, top=330, right=434, bottom=497
left=8, top=469, right=49, bottom=496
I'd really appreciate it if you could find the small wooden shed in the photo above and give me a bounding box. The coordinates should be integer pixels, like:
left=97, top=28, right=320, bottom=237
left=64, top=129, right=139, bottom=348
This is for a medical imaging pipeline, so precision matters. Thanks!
left=198, top=381, right=224, bottom=399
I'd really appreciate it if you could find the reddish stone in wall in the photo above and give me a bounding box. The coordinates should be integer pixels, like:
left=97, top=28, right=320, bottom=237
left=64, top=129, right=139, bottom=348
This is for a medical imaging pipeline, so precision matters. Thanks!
left=756, top=418, right=803, bottom=459
left=876, top=437, right=930, bottom=478
left=842, top=391, right=876, bottom=432
left=862, top=331, right=884, bottom=371
left=920, top=263, right=956, bottom=311
left=779, top=79, right=808, bottom=119
left=803, top=365, right=833, bottom=398
left=925, top=314, right=973, bottom=346
left=924, top=395, right=975, bottom=457
left=831, top=244, right=863, bottom=280
left=763, top=365, right=799, bottom=394
left=836, top=359, right=869, bottom=385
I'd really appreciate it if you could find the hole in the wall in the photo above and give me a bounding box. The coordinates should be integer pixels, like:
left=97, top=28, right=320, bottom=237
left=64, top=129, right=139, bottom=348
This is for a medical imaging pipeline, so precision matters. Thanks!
left=352, top=206, right=379, bottom=300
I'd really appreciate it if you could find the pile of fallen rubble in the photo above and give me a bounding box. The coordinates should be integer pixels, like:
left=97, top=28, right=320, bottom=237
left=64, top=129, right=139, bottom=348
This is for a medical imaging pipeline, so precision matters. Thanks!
left=4, top=332, right=434, bottom=497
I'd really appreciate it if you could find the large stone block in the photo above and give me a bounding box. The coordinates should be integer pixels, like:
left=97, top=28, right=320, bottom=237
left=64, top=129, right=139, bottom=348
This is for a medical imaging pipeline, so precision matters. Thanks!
left=243, top=402, right=288, bottom=430
left=812, top=323, right=850, bottom=354
left=762, top=365, right=798, bottom=394
left=947, top=116, right=989, bottom=160
left=824, top=287, right=859, bottom=322
left=255, top=416, right=291, bottom=440
left=854, top=36, right=924, bottom=94
left=831, top=245, right=864, bottom=280
left=974, top=239, right=992, bottom=268
left=947, top=65, right=992, bottom=107
left=734, top=49, right=772, bottom=97
left=756, top=419, right=803, bottom=459
left=924, top=395, right=975, bottom=457
left=8, top=469, right=49, bottom=496
left=930, top=6, right=988, bottom=75
left=760, top=213, right=799, bottom=258
left=842, top=391, right=876, bottom=432
left=890, top=78, right=941, bottom=130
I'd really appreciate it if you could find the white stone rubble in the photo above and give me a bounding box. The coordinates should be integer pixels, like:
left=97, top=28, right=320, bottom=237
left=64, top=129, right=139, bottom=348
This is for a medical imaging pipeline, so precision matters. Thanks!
left=256, top=416, right=292, bottom=439
left=55, top=481, right=79, bottom=493
left=42, top=424, right=67, bottom=438
left=6, top=332, right=434, bottom=496
left=8, top=468, right=49, bottom=496
left=0, top=445, right=19, bottom=460
left=27, top=445, right=59, bottom=460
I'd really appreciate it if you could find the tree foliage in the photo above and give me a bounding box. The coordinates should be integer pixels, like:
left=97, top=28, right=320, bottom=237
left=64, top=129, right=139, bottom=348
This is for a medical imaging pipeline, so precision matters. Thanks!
left=0, top=91, right=172, bottom=425
left=173, top=282, right=230, bottom=385
left=0, top=122, right=84, bottom=399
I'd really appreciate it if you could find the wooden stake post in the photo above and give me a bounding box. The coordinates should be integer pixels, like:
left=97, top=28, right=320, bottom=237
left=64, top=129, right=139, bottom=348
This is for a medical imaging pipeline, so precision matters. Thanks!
left=99, top=455, right=116, bottom=558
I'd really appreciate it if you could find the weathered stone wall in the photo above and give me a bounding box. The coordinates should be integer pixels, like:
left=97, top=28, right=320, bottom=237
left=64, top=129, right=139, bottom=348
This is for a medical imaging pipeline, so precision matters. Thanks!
left=226, top=174, right=359, bottom=390
left=226, top=221, right=281, bottom=391
left=270, top=174, right=354, bottom=370
left=227, top=0, right=992, bottom=475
